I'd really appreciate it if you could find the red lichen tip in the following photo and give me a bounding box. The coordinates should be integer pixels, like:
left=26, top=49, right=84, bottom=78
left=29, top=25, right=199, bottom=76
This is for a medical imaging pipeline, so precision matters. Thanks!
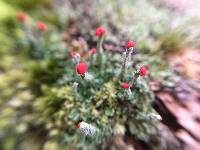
left=140, top=67, right=147, bottom=76
left=16, top=12, right=27, bottom=23
left=90, top=48, right=96, bottom=55
left=95, top=27, right=106, bottom=37
left=76, top=62, right=88, bottom=75
left=37, top=21, right=48, bottom=32
left=126, top=41, right=136, bottom=49
left=70, top=51, right=80, bottom=58
left=76, top=122, right=81, bottom=128
left=121, top=83, right=131, bottom=89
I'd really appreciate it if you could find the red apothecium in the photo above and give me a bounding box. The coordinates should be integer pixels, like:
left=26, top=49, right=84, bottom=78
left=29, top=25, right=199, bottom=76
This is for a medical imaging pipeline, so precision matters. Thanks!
left=90, top=48, right=96, bottom=55
left=76, top=62, right=88, bottom=75
left=95, top=27, right=106, bottom=37
left=126, top=41, right=136, bottom=49
left=37, top=22, right=48, bottom=32
left=140, top=67, right=147, bottom=76
left=121, top=83, right=131, bottom=89
left=16, top=12, right=27, bottom=23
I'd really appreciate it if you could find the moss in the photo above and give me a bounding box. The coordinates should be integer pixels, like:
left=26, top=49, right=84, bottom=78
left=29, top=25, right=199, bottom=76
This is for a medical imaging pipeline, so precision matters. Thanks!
left=0, top=1, right=16, bottom=20
left=4, top=0, right=53, bottom=10
left=27, top=59, right=64, bottom=94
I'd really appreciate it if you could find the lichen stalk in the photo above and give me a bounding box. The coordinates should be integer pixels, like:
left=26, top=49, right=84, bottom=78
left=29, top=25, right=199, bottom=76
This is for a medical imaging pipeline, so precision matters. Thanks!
left=120, top=48, right=130, bottom=81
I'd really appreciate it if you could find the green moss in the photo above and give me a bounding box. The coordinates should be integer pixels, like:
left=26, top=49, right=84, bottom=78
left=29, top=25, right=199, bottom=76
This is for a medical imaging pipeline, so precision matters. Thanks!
left=4, top=0, right=53, bottom=10
left=0, top=1, right=16, bottom=20
left=27, top=59, right=64, bottom=94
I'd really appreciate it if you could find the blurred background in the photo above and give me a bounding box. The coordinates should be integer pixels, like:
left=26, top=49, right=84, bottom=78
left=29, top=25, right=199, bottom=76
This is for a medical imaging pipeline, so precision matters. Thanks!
left=0, top=0, right=200, bottom=149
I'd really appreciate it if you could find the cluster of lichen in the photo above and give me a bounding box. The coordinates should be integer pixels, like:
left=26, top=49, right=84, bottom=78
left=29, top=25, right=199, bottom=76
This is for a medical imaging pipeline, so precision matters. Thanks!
left=1, top=0, right=198, bottom=149
left=4, top=11, right=163, bottom=150
left=1, top=14, right=157, bottom=150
